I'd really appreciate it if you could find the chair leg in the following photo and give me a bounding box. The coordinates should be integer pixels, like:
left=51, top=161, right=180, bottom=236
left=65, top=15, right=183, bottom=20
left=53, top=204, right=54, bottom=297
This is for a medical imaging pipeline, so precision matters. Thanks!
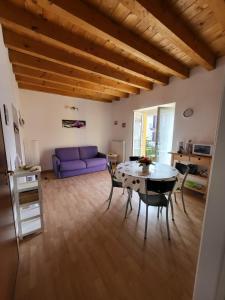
left=166, top=205, right=171, bottom=240
left=137, top=199, right=141, bottom=220
left=144, top=204, right=149, bottom=240
left=170, top=197, right=175, bottom=221
left=128, top=189, right=133, bottom=210
left=107, top=186, right=113, bottom=209
left=107, top=185, right=113, bottom=201
left=129, top=198, right=133, bottom=210
left=124, top=190, right=131, bottom=218
left=174, top=192, right=177, bottom=203
left=157, top=207, right=160, bottom=219
left=181, top=189, right=187, bottom=213
left=122, top=187, right=125, bottom=195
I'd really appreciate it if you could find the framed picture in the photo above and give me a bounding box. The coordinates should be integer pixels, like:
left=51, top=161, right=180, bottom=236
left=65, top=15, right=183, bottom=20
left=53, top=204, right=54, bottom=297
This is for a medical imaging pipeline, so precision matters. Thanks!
left=122, top=122, right=126, bottom=128
left=114, top=121, right=118, bottom=125
left=3, top=104, right=9, bottom=125
left=62, top=120, right=86, bottom=128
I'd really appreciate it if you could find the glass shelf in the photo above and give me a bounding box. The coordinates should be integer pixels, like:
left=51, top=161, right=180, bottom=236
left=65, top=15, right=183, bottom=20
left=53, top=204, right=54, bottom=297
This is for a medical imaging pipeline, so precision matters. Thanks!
left=20, top=203, right=40, bottom=221
left=21, top=217, right=41, bottom=236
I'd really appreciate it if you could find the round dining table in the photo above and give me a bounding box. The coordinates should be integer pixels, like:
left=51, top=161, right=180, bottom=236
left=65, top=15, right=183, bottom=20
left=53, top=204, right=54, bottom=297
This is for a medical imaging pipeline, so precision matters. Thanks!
left=115, top=161, right=178, bottom=193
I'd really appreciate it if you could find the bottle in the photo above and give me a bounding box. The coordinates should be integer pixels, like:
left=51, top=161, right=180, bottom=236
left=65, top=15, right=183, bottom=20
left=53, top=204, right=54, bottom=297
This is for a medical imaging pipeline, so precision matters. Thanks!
left=185, top=140, right=193, bottom=155
left=177, top=141, right=184, bottom=154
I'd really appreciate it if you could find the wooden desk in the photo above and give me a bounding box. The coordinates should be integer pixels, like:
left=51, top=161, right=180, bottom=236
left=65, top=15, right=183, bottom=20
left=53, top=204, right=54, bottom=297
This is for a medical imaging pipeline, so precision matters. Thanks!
left=170, top=152, right=212, bottom=197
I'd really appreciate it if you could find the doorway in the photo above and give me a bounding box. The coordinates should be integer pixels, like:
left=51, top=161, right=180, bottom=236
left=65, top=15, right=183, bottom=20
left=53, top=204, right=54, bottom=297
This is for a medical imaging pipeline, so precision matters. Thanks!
left=133, top=103, right=175, bottom=164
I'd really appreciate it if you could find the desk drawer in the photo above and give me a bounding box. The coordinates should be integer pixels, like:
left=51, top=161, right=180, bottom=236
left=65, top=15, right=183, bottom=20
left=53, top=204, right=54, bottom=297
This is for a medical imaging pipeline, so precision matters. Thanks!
left=173, top=154, right=189, bottom=161
left=190, top=156, right=210, bottom=166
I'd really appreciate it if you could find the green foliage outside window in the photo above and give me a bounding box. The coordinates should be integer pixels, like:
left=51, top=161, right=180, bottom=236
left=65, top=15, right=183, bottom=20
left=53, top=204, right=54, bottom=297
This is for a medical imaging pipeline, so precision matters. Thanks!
left=145, top=138, right=156, bottom=158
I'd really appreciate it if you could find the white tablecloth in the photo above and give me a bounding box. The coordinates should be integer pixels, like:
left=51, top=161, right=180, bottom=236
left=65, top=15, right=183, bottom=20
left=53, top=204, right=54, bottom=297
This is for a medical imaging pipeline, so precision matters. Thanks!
left=115, top=161, right=178, bottom=194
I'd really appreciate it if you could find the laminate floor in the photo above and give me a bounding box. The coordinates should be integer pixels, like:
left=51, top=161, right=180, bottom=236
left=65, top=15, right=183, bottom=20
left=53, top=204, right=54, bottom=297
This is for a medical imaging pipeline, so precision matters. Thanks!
left=15, top=170, right=205, bottom=300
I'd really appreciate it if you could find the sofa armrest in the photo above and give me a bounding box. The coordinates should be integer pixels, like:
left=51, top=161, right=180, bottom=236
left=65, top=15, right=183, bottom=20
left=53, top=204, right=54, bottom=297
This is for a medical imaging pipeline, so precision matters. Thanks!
left=96, top=152, right=107, bottom=159
left=52, top=155, right=61, bottom=178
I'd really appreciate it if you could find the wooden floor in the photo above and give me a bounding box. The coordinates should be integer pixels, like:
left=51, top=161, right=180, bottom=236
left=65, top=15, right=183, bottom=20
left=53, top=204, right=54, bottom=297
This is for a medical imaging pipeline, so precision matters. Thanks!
left=15, top=170, right=205, bottom=300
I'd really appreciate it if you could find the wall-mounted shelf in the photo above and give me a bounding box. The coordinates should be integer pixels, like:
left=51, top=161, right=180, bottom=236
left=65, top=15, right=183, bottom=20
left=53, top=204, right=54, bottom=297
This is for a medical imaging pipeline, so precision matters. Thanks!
left=13, top=166, right=43, bottom=240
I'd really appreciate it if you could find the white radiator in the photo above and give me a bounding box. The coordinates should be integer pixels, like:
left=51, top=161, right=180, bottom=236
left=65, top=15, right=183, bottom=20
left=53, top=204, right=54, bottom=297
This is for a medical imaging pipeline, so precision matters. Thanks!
left=110, top=140, right=126, bottom=162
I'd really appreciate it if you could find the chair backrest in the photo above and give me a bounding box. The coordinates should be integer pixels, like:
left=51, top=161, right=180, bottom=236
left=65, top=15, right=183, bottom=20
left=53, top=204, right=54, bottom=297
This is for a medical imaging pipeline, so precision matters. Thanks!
left=146, top=178, right=177, bottom=194
left=175, top=162, right=190, bottom=189
left=129, top=156, right=140, bottom=161
left=175, top=162, right=189, bottom=175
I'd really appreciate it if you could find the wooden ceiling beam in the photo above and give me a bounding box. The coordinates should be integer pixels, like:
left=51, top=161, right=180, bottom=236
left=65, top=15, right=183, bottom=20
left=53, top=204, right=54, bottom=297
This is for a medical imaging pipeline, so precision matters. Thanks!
left=3, top=29, right=152, bottom=90
left=9, top=50, right=138, bottom=94
left=46, top=0, right=190, bottom=78
left=0, top=0, right=168, bottom=85
left=16, top=75, right=119, bottom=101
left=18, top=82, right=112, bottom=103
left=13, top=65, right=129, bottom=98
left=204, top=0, right=225, bottom=31
left=125, top=0, right=216, bottom=70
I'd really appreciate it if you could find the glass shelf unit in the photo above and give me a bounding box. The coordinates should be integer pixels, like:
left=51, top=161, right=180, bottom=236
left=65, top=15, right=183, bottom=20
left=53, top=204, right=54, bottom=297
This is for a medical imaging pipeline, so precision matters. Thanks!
left=13, top=167, right=43, bottom=239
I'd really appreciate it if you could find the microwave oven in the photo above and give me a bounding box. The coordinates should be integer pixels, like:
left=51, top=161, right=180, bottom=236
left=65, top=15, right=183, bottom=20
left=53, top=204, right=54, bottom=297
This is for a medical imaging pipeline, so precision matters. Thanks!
left=192, top=144, right=213, bottom=156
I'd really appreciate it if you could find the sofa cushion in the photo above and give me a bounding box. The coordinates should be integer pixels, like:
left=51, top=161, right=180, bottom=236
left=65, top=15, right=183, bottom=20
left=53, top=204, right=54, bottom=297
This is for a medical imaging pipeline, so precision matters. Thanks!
left=79, top=146, right=98, bottom=159
left=60, top=160, right=86, bottom=171
left=84, top=158, right=106, bottom=168
left=55, top=147, right=80, bottom=161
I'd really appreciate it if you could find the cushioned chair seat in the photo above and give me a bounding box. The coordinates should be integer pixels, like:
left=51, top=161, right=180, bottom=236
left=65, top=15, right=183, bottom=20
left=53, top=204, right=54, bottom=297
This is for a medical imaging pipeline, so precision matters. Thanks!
left=138, top=193, right=168, bottom=207
left=84, top=158, right=106, bottom=168
left=60, top=160, right=86, bottom=171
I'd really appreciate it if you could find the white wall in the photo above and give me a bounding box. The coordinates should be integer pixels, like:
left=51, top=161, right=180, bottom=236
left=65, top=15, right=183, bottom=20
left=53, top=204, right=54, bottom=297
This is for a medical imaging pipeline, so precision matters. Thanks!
left=19, top=58, right=225, bottom=170
left=193, top=81, right=225, bottom=299
left=111, top=57, right=225, bottom=159
left=0, top=25, right=22, bottom=170
left=20, top=90, right=112, bottom=170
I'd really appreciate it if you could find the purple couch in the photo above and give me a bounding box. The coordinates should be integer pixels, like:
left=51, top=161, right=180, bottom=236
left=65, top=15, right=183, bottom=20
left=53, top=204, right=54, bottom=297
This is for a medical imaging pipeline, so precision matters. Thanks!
left=52, top=146, right=107, bottom=178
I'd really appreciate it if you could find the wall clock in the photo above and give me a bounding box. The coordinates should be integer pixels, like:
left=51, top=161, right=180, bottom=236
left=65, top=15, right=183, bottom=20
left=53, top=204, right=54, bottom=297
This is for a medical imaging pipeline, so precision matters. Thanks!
left=183, top=108, right=194, bottom=118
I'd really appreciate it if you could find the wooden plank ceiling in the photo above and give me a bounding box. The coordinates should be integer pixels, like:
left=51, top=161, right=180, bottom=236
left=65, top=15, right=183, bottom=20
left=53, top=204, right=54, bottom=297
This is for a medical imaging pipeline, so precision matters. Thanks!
left=0, top=0, right=225, bottom=103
